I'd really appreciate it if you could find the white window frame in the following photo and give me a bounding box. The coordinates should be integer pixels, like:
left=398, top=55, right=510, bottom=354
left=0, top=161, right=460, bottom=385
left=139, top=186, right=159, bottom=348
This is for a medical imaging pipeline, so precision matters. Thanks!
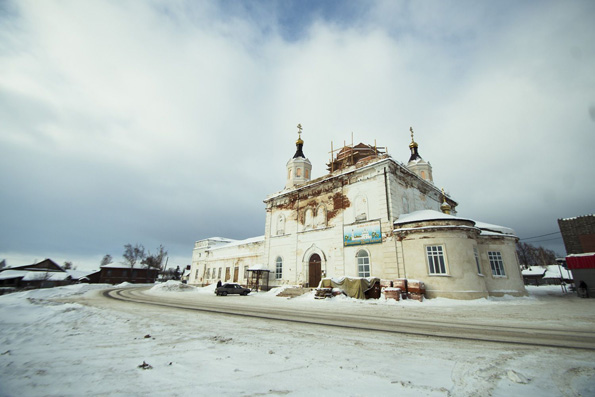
left=275, top=257, right=283, bottom=280
left=356, top=250, right=370, bottom=278
left=473, top=247, right=483, bottom=275
left=488, top=251, right=506, bottom=277
left=426, top=245, right=447, bottom=275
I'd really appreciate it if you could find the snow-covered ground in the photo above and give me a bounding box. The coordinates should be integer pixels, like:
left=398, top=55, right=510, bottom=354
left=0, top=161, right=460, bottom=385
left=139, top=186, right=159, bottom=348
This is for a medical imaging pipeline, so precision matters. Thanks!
left=1, top=283, right=594, bottom=396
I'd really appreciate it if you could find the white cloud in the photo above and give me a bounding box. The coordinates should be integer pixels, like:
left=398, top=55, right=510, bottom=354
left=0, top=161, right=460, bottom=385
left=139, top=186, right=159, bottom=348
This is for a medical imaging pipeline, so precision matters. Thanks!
left=1, top=0, right=593, bottom=266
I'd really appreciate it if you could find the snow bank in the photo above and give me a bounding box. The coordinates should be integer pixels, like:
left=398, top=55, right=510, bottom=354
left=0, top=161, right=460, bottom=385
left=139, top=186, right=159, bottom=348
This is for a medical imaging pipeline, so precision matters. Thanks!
left=150, top=281, right=197, bottom=292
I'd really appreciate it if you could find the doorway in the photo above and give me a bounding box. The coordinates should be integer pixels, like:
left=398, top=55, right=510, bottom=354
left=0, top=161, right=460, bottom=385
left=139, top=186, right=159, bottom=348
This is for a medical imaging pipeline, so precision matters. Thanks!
left=308, top=254, right=322, bottom=288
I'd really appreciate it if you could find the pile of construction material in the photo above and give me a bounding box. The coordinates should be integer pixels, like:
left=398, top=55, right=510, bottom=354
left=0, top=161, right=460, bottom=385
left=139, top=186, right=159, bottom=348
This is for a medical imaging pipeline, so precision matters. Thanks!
left=381, top=279, right=426, bottom=301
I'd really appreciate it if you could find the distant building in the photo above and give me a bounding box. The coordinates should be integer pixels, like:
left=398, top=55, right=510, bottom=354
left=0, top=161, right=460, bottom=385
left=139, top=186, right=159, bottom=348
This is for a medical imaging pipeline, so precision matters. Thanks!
left=99, top=263, right=159, bottom=284
left=558, top=214, right=595, bottom=254
left=559, top=214, right=595, bottom=297
left=0, top=259, right=71, bottom=292
left=188, top=126, right=526, bottom=300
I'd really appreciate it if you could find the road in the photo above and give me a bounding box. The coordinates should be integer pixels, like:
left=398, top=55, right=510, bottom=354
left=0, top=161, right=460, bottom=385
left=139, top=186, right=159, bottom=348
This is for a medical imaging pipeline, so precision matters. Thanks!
left=103, top=286, right=595, bottom=350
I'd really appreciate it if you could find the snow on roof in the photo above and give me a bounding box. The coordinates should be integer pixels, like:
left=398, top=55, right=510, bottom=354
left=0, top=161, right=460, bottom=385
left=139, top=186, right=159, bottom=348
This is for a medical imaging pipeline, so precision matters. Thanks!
left=0, top=270, right=72, bottom=281
left=395, top=210, right=474, bottom=225
left=0, top=270, right=28, bottom=280
left=208, top=235, right=265, bottom=251
left=66, top=269, right=99, bottom=279
left=22, top=271, right=71, bottom=281
left=100, top=263, right=154, bottom=269
left=207, top=237, right=238, bottom=242
left=522, top=265, right=573, bottom=279
left=560, top=214, right=594, bottom=221
left=474, top=221, right=516, bottom=236
left=566, top=252, right=595, bottom=257
left=522, top=267, right=547, bottom=276
left=395, top=210, right=516, bottom=237
left=543, top=265, right=572, bottom=280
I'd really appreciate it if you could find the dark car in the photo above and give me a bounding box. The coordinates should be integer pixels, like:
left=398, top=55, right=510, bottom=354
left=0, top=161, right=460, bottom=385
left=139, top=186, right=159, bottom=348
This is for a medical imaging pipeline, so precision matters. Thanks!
left=215, top=283, right=251, bottom=296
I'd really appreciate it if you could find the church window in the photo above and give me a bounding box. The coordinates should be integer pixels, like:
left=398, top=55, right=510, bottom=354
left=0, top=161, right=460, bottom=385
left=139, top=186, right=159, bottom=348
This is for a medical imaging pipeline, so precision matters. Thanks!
left=426, top=245, right=447, bottom=275
left=305, top=208, right=314, bottom=230
left=473, top=247, right=482, bottom=275
left=217, top=267, right=222, bottom=279
left=206, top=268, right=211, bottom=279
left=421, top=170, right=426, bottom=179
left=275, top=257, right=283, bottom=279
left=315, top=205, right=327, bottom=228
left=276, top=214, right=285, bottom=235
left=488, top=251, right=506, bottom=277
left=296, top=168, right=302, bottom=177
left=305, top=169, right=309, bottom=178
left=357, top=250, right=370, bottom=277
left=355, top=195, right=368, bottom=222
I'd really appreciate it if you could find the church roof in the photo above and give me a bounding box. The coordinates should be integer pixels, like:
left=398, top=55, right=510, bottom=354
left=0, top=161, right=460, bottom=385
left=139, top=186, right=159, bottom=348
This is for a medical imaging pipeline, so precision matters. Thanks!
left=327, top=142, right=385, bottom=172
left=395, top=210, right=473, bottom=225
left=395, top=210, right=516, bottom=237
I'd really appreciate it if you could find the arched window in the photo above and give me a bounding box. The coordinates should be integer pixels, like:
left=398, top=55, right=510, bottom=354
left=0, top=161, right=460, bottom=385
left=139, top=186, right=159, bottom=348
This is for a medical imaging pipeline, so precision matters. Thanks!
left=296, top=168, right=302, bottom=177
left=275, top=257, right=283, bottom=279
left=356, top=250, right=370, bottom=277
left=304, top=208, right=314, bottom=230
left=305, top=169, right=309, bottom=179
left=315, top=205, right=327, bottom=228
left=421, top=170, right=426, bottom=179
left=276, top=214, right=285, bottom=235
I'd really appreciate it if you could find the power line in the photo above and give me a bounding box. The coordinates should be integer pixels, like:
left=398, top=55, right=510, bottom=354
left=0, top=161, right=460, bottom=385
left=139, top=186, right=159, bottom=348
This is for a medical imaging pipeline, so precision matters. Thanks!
left=519, top=231, right=561, bottom=241
left=523, top=236, right=564, bottom=243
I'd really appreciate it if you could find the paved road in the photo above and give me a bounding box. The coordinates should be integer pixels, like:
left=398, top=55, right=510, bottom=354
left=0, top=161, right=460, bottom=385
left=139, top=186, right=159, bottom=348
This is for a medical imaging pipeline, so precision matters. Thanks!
left=104, top=287, right=595, bottom=350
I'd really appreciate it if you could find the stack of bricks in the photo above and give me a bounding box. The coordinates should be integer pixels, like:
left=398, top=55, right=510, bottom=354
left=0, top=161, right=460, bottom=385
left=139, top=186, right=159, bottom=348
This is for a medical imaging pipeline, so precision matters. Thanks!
left=380, top=279, right=401, bottom=301
left=406, top=280, right=426, bottom=301
left=314, top=288, right=332, bottom=299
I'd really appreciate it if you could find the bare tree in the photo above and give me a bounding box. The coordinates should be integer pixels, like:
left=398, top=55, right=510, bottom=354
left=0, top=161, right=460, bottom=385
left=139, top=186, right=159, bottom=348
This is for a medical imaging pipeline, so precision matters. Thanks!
left=100, top=254, right=113, bottom=267
left=63, top=261, right=73, bottom=270
left=142, top=244, right=167, bottom=270
left=123, top=244, right=145, bottom=267
left=516, top=242, right=557, bottom=268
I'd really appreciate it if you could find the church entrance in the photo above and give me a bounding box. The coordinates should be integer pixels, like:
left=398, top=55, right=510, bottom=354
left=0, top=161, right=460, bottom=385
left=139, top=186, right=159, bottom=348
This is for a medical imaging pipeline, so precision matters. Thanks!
left=308, top=254, right=322, bottom=288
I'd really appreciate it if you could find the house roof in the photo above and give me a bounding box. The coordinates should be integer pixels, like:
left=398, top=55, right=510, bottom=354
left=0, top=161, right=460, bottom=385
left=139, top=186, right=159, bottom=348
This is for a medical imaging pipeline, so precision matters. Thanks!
left=0, top=270, right=71, bottom=281
left=100, top=263, right=158, bottom=269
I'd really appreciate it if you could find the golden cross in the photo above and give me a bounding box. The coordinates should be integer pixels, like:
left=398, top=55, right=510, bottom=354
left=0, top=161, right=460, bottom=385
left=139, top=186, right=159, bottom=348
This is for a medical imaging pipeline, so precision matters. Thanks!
left=297, top=123, right=302, bottom=138
left=410, top=126, right=414, bottom=142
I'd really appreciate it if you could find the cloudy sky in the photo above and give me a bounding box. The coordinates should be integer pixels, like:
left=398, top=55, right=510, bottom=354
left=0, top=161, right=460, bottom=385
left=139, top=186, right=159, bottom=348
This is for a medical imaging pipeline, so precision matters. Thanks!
left=1, top=0, right=594, bottom=270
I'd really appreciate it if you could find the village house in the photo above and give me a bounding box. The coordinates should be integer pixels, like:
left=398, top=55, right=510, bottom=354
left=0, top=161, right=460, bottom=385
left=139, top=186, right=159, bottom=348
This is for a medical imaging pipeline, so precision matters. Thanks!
left=98, top=263, right=159, bottom=284
left=0, top=259, right=72, bottom=293
left=188, top=126, right=527, bottom=299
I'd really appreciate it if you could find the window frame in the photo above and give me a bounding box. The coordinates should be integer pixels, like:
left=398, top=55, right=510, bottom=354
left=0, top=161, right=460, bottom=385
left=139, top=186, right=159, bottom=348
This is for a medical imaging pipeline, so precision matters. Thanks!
left=488, top=251, right=506, bottom=277
left=426, top=245, right=448, bottom=275
left=473, top=246, right=483, bottom=275
left=275, top=257, right=283, bottom=280
left=356, top=249, right=371, bottom=278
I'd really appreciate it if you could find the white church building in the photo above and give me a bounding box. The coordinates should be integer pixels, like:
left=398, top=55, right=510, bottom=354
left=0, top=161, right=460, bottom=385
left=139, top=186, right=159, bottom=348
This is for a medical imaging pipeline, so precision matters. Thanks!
left=188, top=126, right=526, bottom=299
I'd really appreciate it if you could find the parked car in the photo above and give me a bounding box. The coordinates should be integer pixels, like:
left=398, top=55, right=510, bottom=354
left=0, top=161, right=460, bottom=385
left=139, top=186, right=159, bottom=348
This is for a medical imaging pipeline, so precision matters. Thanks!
left=215, top=283, right=251, bottom=296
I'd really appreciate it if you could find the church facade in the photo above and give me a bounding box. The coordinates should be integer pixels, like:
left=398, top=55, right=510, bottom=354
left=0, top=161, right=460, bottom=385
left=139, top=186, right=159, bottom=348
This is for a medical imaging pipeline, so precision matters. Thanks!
left=188, top=126, right=526, bottom=299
